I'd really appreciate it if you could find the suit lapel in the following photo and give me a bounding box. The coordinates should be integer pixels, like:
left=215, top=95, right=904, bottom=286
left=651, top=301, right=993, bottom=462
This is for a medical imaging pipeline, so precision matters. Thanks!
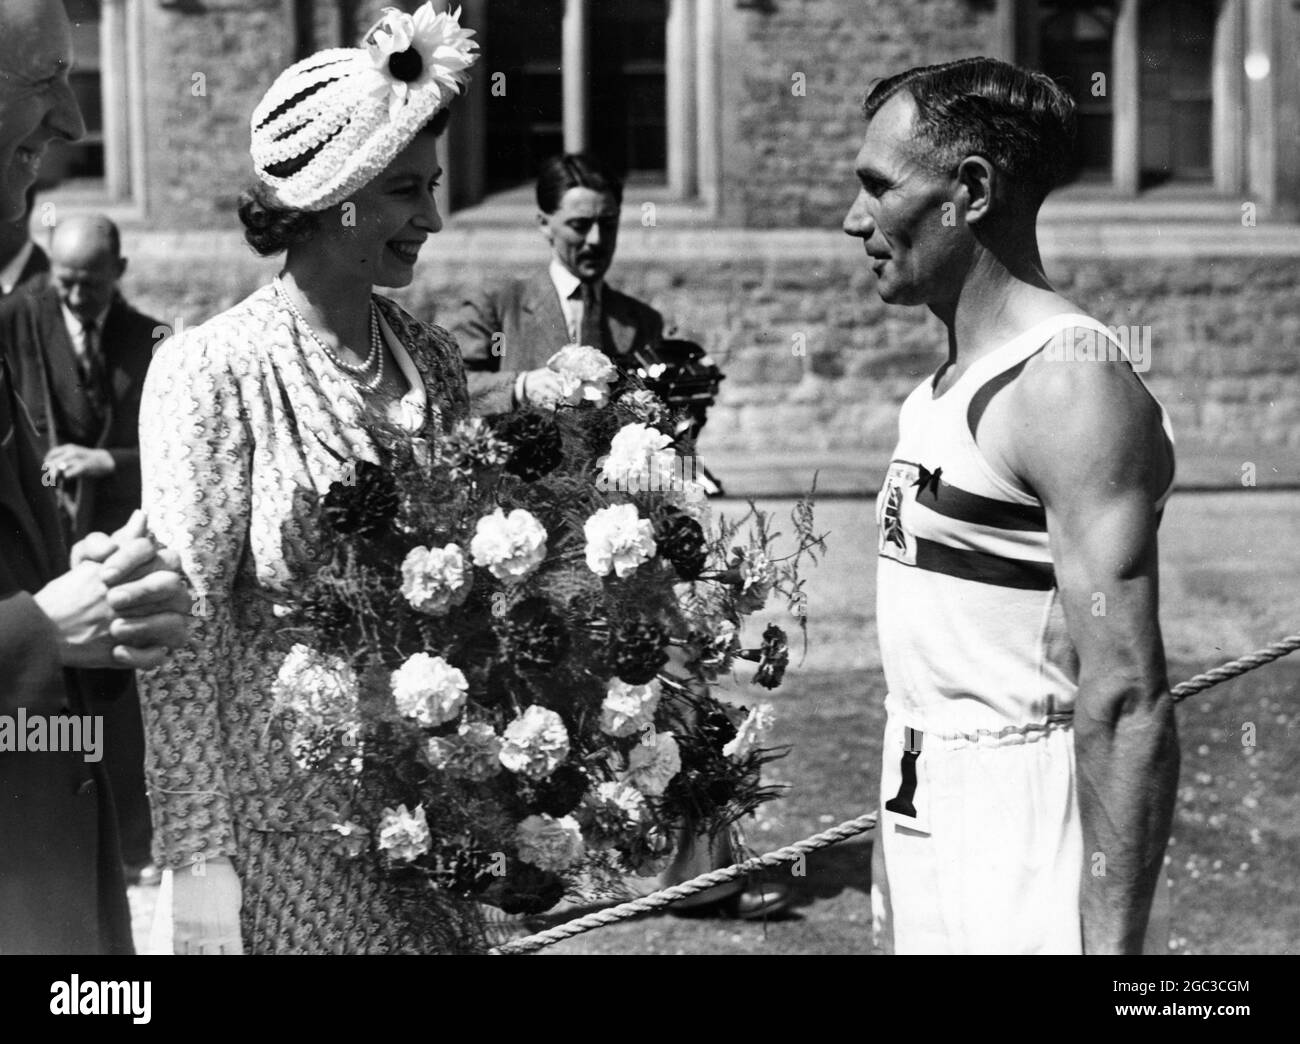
left=17, top=243, right=49, bottom=288
left=98, top=297, right=132, bottom=420
left=39, top=290, right=105, bottom=445
left=0, top=358, right=62, bottom=584
left=520, top=272, right=571, bottom=364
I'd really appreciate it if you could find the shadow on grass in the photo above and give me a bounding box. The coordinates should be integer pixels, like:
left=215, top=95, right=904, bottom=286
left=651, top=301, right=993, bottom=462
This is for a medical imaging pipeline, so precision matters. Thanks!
left=786, top=838, right=873, bottom=914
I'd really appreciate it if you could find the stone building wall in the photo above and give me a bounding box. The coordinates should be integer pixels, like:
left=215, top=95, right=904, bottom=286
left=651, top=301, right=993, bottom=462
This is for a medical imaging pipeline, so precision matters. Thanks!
left=117, top=227, right=1300, bottom=492
left=136, top=1, right=291, bottom=227
left=723, top=0, right=999, bottom=228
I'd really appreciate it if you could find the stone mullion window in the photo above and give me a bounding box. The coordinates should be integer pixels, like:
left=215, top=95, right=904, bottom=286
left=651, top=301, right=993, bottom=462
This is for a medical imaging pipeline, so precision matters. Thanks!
left=1001, top=0, right=1248, bottom=198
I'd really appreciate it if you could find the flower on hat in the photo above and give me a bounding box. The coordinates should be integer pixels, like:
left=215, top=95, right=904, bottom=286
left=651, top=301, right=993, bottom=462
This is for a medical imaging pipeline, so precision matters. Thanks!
left=250, top=3, right=478, bottom=212
left=363, top=4, right=479, bottom=120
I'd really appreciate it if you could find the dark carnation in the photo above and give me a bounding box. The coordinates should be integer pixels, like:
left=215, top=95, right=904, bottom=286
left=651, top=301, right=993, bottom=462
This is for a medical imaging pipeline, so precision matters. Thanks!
left=296, top=589, right=353, bottom=649
left=492, top=410, right=563, bottom=481
left=495, top=861, right=568, bottom=916
left=498, top=597, right=570, bottom=671
left=752, top=623, right=789, bottom=689
left=437, top=847, right=500, bottom=896
left=439, top=418, right=511, bottom=483
left=321, top=461, right=399, bottom=538
left=606, top=616, right=669, bottom=685
left=522, top=763, right=589, bottom=817
left=657, top=510, right=708, bottom=581
left=582, top=402, right=626, bottom=458
left=698, top=704, right=740, bottom=752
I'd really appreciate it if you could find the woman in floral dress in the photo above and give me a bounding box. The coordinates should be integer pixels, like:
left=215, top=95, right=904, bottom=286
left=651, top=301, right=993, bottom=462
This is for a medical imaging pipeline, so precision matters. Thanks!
left=138, top=5, right=482, bottom=954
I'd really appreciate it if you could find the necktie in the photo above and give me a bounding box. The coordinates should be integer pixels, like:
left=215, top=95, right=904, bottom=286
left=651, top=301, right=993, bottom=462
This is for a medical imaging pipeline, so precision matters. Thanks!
left=578, top=281, right=603, bottom=352
left=79, top=317, right=109, bottom=427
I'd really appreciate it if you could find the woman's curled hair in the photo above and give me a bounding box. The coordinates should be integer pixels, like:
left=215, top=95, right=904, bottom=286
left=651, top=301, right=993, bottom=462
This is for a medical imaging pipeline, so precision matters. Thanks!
left=237, top=183, right=322, bottom=257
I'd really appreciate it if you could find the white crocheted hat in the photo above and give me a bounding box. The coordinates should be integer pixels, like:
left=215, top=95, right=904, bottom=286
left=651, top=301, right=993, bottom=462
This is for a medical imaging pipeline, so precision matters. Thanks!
left=250, top=3, right=478, bottom=212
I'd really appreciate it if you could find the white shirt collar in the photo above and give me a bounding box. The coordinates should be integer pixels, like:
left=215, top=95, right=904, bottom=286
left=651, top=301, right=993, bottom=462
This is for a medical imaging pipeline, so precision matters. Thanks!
left=548, top=256, right=601, bottom=305
left=0, top=240, right=34, bottom=296
left=61, top=298, right=114, bottom=357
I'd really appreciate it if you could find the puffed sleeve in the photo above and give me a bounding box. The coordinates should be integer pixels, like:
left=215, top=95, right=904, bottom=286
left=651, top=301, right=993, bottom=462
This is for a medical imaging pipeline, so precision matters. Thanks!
left=136, top=322, right=252, bottom=870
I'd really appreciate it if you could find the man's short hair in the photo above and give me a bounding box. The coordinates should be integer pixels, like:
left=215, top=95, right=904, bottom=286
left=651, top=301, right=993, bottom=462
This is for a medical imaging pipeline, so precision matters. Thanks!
left=863, top=57, right=1077, bottom=210
left=536, top=153, right=624, bottom=214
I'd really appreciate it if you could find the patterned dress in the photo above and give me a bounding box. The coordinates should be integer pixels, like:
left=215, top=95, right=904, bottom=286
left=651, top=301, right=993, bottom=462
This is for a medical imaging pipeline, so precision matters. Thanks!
left=138, top=284, right=481, bottom=954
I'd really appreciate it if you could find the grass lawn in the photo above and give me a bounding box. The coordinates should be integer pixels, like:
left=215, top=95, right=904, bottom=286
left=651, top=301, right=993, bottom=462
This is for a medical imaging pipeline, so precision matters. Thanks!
left=130, top=492, right=1300, bottom=955
left=527, top=491, right=1300, bottom=955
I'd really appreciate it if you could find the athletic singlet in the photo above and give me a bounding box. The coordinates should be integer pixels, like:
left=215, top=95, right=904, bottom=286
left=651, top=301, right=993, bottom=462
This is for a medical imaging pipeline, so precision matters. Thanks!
left=875, top=313, right=1176, bottom=737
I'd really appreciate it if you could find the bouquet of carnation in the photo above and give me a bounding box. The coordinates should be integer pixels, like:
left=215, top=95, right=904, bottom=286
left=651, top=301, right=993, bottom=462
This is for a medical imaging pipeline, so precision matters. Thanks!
left=276, top=343, right=825, bottom=926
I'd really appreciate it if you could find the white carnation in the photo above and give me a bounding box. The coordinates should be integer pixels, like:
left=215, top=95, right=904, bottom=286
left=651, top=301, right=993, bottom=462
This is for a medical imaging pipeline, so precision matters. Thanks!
left=469, top=507, right=548, bottom=582
left=621, top=730, right=681, bottom=797
left=377, top=803, right=430, bottom=863
left=499, top=704, right=570, bottom=779
left=272, top=644, right=360, bottom=769
left=593, top=780, right=650, bottom=827
left=723, top=703, right=777, bottom=759
left=547, top=343, right=619, bottom=407
left=515, top=814, right=586, bottom=872
left=599, top=678, right=661, bottom=738
left=400, top=543, right=472, bottom=615
left=426, top=720, right=503, bottom=781
left=391, top=653, right=469, bottom=727
left=737, top=550, right=778, bottom=614
left=600, top=423, right=680, bottom=492
left=272, top=643, right=359, bottom=720
left=584, top=503, right=657, bottom=578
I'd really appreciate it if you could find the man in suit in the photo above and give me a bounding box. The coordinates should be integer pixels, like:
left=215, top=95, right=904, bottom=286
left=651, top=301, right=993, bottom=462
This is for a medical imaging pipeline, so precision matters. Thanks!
left=0, top=187, right=48, bottom=299
left=0, top=0, right=191, bottom=954
left=453, top=154, right=782, bottom=918
left=451, top=153, right=665, bottom=414
left=1, top=213, right=162, bottom=883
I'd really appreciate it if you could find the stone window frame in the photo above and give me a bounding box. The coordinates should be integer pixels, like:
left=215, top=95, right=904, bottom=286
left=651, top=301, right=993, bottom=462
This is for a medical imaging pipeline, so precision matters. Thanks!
left=999, top=0, right=1268, bottom=209
left=440, top=0, right=724, bottom=222
left=42, top=0, right=147, bottom=221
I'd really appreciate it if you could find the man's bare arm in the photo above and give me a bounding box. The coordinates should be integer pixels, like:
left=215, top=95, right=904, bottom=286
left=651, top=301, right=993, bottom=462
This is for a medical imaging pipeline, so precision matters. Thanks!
left=1011, top=347, right=1179, bottom=954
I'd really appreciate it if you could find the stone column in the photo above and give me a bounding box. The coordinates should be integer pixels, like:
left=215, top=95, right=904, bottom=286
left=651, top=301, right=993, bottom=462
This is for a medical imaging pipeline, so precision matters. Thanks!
left=667, top=0, right=697, bottom=197
left=696, top=0, right=720, bottom=210
left=1212, top=0, right=1245, bottom=195
left=563, top=0, right=589, bottom=154
left=1113, top=0, right=1140, bottom=195
left=101, top=0, right=129, bottom=201
left=1244, top=0, right=1277, bottom=208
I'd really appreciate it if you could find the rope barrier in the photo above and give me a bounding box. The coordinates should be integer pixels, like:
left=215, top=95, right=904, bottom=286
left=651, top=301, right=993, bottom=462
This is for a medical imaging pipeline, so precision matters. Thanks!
left=1170, top=633, right=1300, bottom=700
left=491, top=631, right=1300, bottom=954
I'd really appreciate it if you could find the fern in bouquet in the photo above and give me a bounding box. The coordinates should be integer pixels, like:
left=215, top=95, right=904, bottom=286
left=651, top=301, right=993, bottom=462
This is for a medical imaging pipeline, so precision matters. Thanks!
left=274, top=344, right=826, bottom=920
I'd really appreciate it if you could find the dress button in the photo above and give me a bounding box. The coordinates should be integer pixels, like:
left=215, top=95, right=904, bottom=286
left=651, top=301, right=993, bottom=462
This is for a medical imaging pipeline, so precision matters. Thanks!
left=77, top=779, right=96, bottom=796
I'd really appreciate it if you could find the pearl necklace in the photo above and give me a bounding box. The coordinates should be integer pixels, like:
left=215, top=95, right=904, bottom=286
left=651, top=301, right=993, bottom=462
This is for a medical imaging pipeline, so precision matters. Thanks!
left=275, top=278, right=385, bottom=393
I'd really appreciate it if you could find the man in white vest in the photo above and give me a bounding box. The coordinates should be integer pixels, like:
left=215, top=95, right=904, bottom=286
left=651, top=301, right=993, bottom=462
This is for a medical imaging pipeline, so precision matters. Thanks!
left=844, top=57, right=1177, bottom=954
